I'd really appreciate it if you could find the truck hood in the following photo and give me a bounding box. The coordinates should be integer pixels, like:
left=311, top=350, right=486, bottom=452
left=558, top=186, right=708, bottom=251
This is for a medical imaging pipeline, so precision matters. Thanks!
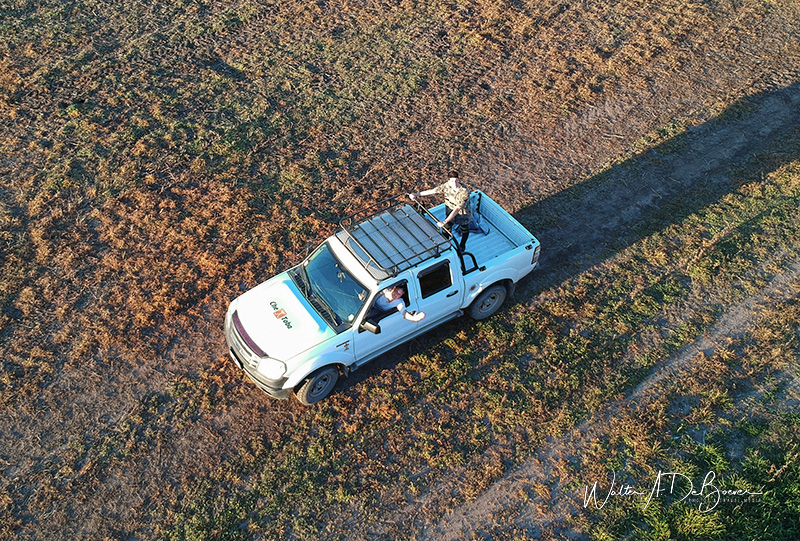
left=232, top=271, right=336, bottom=361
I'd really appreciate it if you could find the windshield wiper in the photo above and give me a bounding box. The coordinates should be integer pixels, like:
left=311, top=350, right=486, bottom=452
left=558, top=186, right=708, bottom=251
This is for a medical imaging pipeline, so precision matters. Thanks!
left=290, top=265, right=311, bottom=296
left=291, top=267, right=340, bottom=326
left=309, top=292, right=342, bottom=327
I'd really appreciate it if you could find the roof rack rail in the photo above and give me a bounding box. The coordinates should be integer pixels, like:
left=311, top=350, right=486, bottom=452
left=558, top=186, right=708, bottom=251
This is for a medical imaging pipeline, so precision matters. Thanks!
left=336, top=196, right=451, bottom=280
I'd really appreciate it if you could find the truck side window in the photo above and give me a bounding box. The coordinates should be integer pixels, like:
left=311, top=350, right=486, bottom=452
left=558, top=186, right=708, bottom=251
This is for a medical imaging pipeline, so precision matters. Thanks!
left=418, top=261, right=452, bottom=299
left=368, top=281, right=409, bottom=321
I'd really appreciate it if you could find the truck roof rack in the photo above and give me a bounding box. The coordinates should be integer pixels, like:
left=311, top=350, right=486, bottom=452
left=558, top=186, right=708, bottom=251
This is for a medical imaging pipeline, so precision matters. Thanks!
left=336, top=197, right=451, bottom=280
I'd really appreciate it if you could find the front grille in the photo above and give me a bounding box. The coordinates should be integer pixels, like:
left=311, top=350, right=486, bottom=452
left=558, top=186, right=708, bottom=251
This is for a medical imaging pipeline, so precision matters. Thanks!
left=226, top=313, right=261, bottom=371
left=240, top=353, right=260, bottom=372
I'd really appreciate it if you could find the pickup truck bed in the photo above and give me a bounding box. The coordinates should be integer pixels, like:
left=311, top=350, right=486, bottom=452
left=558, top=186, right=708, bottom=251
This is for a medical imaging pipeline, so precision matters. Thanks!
left=428, top=191, right=528, bottom=266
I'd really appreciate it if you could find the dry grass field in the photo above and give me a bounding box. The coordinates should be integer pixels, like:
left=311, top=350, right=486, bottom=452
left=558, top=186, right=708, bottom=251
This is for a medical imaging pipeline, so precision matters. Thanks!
left=2, top=0, right=800, bottom=539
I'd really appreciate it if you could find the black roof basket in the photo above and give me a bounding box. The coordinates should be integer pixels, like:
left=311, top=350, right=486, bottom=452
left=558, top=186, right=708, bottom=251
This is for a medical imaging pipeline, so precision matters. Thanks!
left=336, top=196, right=451, bottom=280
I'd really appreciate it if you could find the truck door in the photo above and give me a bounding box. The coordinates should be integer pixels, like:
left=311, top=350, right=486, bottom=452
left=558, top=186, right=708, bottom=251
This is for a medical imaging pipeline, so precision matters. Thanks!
left=352, top=278, right=422, bottom=362
left=413, top=257, right=463, bottom=328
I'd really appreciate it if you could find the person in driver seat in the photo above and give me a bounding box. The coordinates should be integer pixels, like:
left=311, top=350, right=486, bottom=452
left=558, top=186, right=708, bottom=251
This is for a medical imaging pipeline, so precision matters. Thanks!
left=375, top=285, right=426, bottom=322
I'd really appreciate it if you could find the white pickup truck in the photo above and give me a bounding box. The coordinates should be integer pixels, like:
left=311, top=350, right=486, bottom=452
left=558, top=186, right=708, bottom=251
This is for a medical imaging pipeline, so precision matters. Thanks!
left=224, top=191, right=540, bottom=405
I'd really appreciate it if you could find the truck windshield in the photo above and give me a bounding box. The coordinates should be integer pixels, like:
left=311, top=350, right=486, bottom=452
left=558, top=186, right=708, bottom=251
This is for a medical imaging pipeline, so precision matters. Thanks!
left=302, top=242, right=368, bottom=329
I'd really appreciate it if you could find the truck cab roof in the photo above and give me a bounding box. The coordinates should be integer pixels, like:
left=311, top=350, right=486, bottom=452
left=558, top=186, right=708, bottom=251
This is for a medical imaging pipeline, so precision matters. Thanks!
left=335, top=201, right=451, bottom=281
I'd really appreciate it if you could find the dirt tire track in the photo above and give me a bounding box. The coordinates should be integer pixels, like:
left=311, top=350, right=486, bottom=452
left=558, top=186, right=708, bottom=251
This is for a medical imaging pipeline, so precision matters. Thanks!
left=534, top=84, right=800, bottom=287
left=425, top=257, right=800, bottom=539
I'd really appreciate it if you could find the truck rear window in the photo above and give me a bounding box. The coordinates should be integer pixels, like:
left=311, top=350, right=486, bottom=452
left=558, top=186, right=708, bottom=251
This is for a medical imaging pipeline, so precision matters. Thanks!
left=418, top=261, right=452, bottom=298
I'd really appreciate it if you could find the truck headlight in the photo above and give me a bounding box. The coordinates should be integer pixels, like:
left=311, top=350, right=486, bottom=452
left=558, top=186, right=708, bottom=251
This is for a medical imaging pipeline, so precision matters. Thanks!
left=258, top=357, right=287, bottom=380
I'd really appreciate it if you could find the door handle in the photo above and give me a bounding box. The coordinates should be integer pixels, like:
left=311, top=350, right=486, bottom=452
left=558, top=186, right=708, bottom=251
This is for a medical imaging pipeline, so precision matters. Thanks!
left=446, top=290, right=459, bottom=297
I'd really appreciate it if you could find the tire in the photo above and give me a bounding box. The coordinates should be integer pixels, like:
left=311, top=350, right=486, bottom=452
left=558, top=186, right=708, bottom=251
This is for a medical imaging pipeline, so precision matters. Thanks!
left=295, top=366, right=339, bottom=405
left=468, top=283, right=507, bottom=320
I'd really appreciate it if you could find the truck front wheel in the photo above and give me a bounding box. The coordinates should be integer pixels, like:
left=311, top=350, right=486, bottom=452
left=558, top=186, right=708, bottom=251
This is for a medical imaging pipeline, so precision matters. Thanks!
left=469, top=283, right=507, bottom=320
left=296, top=366, right=339, bottom=405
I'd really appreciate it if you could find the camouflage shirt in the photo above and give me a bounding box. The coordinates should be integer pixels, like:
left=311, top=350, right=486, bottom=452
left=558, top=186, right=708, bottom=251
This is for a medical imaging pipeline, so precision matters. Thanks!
left=433, top=182, right=471, bottom=225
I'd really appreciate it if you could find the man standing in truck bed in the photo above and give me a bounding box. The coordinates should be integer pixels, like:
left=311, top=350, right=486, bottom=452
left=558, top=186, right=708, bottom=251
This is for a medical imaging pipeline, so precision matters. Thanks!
left=409, top=171, right=472, bottom=252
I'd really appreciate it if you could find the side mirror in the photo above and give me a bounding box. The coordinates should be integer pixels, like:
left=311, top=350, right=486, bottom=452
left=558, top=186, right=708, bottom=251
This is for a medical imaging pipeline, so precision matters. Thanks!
left=359, top=320, right=381, bottom=334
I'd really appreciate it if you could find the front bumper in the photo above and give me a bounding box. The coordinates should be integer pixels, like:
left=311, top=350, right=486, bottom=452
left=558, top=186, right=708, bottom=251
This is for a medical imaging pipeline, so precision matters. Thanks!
left=224, top=310, right=291, bottom=400
left=241, top=371, right=292, bottom=400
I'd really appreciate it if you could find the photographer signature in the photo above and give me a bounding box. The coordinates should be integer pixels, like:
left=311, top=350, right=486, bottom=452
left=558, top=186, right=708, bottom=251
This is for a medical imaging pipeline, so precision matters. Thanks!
left=583, top=470, right=764, bottom=513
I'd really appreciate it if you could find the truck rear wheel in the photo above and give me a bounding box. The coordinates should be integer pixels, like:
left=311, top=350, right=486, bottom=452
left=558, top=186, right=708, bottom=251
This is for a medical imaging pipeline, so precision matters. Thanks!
left=296, top=366, right=339, bottom=405
left=469, top=283, right=507, bottom=320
